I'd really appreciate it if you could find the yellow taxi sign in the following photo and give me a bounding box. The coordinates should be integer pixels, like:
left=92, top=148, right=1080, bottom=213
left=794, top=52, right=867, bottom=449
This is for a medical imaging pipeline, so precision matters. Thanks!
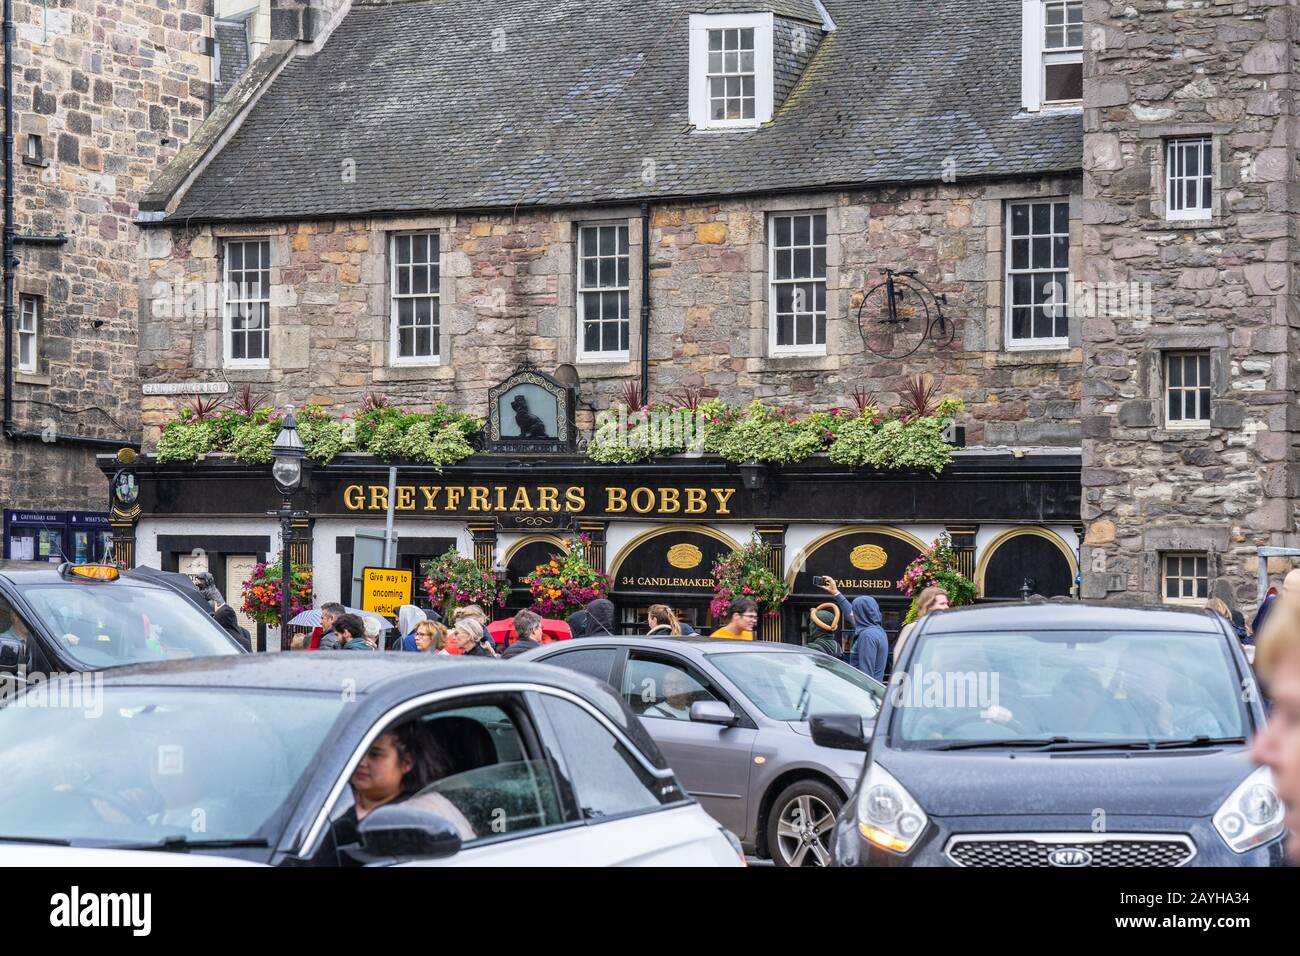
left=65, top=564, right=120, bottom=581
left=360, top=567, right=413, bottom=619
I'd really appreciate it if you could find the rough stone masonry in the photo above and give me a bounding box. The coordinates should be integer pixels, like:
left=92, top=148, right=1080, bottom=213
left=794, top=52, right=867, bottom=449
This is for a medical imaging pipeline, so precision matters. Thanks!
left=1080, top=0, right=1300, bottom=609
left=1, top=0, right=211, bottom=510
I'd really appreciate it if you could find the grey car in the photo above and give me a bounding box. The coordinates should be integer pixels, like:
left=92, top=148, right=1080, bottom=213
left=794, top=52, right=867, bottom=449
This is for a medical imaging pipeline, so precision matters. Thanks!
left=517, top=637, right=884, bottom=866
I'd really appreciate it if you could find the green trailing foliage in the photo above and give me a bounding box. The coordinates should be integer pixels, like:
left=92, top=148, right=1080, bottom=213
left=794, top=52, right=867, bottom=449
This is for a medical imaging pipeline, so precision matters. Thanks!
left=152, top=396, right=483, bottom=467
left=590, top=393, right=965, bottom=474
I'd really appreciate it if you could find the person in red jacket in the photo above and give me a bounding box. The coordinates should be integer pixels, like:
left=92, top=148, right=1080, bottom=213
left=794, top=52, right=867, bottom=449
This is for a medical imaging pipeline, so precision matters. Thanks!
left=308, top=603, right=346, bottom=651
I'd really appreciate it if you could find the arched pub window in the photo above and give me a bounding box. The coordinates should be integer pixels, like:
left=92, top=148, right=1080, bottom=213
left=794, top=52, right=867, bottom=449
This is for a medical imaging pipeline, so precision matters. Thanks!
left=978, top=528, right=1077, bottom=600
left=785, top=528, right=925, bottom=647
left=606, top=527, right=741, bottom=636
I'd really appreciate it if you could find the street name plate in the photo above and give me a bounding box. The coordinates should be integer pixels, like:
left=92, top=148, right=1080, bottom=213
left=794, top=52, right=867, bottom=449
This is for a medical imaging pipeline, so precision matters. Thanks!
left=142, top=382, right=230, bottom=395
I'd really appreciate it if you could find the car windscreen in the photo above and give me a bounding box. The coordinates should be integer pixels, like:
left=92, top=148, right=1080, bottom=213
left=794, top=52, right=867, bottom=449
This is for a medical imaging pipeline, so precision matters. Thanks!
left=17, top=582, right=240, bottom=667
left=0, top=686, right=344, bottom=847
left=709, top=651, right=884, bottom=721
left=890, top=630, right=1249, bottom=748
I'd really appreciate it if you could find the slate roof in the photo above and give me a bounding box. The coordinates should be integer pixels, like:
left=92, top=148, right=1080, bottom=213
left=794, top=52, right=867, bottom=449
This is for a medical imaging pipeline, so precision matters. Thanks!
left=162, top=0, right=1083, bottom=225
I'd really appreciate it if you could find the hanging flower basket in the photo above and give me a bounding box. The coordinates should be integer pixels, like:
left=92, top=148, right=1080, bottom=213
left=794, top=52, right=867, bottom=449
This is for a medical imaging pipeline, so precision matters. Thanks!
left=710, top=534, right=790, bottom=620
left=422, top=546, right=509, bottom=618
left=896, top=534, right=977, bottom=624
left=521, top=534, right=610, bottom=619
left=240, top=561, right=313, bottom=627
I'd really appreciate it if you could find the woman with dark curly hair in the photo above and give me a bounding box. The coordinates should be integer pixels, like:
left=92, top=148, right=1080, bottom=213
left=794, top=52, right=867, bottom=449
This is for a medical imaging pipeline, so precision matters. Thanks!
left=336, top=721, right=475, bottom=847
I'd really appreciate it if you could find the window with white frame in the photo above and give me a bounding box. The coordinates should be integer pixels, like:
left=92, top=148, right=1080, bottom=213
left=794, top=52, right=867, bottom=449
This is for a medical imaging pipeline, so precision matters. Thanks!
left=1006, top=199, right=1071, bottom=349
left=1022, top=0, right=1082, bottom=111
left=688, top=13, right=774, bottom=130
left=223, top=238, right=271, bottom=366
left=1162, top=552, right=1208, bottom=603
left=769, top=212, right=827, bottom=354
left=707, top=28, right=755, bottom=121
left=577, top=223, right=630, bottom=360
left=1165, top=351, right=1211, bottom=427
left=17, top=295, right=39, bottom=373
left=1166, top=137, right=1213, bottom=222
left=390, top=232, right=441, bottom=364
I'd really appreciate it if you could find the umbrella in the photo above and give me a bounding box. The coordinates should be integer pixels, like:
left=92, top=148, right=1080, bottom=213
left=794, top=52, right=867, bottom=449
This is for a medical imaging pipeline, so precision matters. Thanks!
left=287, top=606, right=392, bottom=629
left=488, top=617, right=572, bottom=645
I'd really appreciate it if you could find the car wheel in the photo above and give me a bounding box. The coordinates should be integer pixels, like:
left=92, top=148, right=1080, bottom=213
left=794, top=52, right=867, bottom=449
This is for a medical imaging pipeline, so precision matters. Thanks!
left=767, top=779, right=842, bottom=867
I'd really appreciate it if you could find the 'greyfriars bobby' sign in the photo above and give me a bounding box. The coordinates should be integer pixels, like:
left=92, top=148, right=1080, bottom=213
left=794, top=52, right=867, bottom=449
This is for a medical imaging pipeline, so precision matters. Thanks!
left=486, top=367, right=577, bottom=453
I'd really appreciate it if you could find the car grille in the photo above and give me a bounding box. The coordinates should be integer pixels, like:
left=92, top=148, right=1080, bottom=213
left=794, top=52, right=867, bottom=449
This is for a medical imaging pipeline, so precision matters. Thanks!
left=945, top=833, right=1195, bottom=867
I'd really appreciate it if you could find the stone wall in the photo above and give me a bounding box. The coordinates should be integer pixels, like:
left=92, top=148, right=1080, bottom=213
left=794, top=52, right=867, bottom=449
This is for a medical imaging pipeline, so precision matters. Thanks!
left=0, top=0, right=212, bottom=510
left=1080, top=0, right=1300, bottom=610
left=138, top=176, right=1084, bottom=447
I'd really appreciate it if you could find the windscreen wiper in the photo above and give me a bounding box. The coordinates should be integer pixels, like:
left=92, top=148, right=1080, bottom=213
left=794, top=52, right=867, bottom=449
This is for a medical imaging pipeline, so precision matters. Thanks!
left=0, top=835, right=71, bottom=845
left=928, top=737, right=1074, bottom=751
left=1150, top=736, right=1247, bottom=750
left=108, top=836, right=271, bottom=852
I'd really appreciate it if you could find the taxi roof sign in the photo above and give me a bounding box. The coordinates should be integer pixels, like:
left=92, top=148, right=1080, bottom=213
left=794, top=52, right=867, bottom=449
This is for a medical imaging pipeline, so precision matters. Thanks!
left=61, top=563, right=120, bottom=581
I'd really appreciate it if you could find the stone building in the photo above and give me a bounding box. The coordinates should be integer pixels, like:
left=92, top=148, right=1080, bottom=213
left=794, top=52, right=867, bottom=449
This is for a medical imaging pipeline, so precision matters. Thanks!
left=138, top=0, right=1085, bottom=445
left=1079, top=0, right=1299, bottom=610
left=0, top=0, right=212, bottom=528
left=120, top=0, right=1093, bottom=631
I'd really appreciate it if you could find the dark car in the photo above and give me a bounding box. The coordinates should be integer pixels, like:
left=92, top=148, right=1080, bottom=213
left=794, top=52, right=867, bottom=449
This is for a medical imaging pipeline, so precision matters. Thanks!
left=0, top=561, right=243, bottom=681
left=821, top=601, right=1288, bottom=867
left=517, top=636, right=884, bottom=866
left=0, top=654, right=743, bottom=866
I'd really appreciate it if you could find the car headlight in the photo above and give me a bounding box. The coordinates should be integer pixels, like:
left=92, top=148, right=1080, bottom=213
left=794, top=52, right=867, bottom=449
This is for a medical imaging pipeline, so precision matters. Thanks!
left=1213, top=766, right=1286, bottom=853
left=856, top=762, right=928, bottom=854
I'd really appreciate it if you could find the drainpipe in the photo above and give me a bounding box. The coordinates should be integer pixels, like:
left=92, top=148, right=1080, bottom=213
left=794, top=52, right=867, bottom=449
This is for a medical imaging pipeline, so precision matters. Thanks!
left=639, top=201, right=651, bottom=403
left=3, top=0, right=138, bottom=452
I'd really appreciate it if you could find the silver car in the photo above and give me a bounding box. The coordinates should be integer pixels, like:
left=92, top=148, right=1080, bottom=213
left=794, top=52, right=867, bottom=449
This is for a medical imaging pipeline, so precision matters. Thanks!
left=518, top=637, right=884, bottom=866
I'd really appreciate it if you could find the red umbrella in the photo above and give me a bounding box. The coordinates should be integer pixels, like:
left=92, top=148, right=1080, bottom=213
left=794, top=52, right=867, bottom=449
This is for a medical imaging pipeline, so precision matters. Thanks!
left=488, top=616, right=572, bottom=645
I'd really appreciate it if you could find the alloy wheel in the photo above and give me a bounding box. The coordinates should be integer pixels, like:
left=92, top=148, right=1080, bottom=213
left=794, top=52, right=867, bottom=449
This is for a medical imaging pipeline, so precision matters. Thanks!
left=775, top=793, right=836, bottom=866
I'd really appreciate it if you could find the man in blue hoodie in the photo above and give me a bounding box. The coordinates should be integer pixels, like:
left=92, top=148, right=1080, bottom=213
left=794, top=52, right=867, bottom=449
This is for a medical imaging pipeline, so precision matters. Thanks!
left=819, top=577, right=888, bottom=681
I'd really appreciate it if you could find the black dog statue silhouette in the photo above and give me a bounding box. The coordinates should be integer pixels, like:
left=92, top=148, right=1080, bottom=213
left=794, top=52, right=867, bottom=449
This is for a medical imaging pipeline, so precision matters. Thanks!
left=511, top=394, right=550, bottom=439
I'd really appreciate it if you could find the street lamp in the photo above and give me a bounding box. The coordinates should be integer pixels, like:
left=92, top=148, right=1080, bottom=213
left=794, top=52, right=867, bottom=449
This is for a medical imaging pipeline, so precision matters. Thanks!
left=269, top=406, right=308, bottom=651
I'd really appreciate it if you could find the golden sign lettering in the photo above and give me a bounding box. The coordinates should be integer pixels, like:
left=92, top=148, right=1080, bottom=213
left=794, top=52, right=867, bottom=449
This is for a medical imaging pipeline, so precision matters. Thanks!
left=341, top=483, right=734, bottom=518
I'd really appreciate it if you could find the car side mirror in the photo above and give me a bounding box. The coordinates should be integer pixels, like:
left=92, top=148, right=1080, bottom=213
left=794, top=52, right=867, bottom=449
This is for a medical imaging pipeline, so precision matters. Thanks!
left=0, top=638, right=24, bottom=671
left=357, top=804, right=463, bottom=860
left=811, top=713, right=870, bottom=751
left=690, top=700, right=738, bottom=726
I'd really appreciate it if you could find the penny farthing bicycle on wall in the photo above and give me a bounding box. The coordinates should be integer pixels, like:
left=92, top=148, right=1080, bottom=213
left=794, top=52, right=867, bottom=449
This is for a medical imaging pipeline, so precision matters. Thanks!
left=855, top=268, right=956, bottom=361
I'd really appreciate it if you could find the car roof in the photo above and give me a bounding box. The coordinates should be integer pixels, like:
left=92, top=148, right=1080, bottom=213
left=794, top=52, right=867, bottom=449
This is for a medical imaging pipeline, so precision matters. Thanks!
left=919, top=599, right=1226, bottom=634
left=0, top=562, right=174, bottom=591
left=90, top=651, right=653, bottom=755
left=533, top=636, right=816, bottom=655
left=94, top=651, right=598, bottom=692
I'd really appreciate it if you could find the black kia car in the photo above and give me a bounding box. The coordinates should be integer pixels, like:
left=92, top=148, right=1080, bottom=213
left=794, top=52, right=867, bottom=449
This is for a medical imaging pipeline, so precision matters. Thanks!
left=817, top=601, right=1288, bottom=867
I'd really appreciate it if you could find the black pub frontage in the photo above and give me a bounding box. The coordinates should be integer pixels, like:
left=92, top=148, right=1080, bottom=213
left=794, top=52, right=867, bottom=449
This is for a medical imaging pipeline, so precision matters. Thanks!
left=98, top=449, right=1083, bottom=649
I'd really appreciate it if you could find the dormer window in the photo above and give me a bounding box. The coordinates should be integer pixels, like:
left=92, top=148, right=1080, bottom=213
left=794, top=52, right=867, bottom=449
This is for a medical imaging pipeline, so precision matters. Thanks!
left=689, top=13, right=774, bottom=130
left=1021, top=0, right=1083, bottom=111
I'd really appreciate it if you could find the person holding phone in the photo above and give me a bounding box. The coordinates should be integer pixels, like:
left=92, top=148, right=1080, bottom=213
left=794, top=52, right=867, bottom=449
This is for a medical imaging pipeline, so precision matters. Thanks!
left=817, top=577, right=888, bottom=680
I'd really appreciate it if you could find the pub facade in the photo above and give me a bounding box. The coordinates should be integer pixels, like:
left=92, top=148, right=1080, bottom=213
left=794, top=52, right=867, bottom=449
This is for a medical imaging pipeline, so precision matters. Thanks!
left=100, top=443, right=1082, bottom=648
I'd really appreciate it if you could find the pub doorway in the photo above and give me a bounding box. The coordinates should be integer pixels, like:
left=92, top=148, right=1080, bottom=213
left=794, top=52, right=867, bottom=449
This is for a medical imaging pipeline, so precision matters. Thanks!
left=784, top=526, right=927, bottom=658
left=607, top=525, right=742, bottom=637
